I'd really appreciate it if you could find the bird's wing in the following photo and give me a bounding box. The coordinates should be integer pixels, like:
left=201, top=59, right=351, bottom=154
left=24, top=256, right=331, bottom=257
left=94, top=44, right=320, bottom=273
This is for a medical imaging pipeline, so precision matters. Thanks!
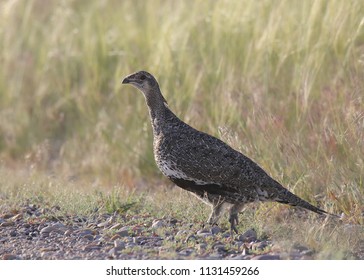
left=164, top=127, right=270, bottom=189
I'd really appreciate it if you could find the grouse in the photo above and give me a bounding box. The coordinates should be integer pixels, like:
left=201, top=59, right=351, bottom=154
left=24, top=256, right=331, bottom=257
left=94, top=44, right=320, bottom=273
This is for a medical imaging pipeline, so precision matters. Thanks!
left=122, top=70, right=334, bottom=234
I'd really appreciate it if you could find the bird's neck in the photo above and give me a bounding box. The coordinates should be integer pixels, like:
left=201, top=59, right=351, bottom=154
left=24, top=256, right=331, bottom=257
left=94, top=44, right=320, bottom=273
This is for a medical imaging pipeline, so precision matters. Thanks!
left=143, top=88, right=170, bottom=134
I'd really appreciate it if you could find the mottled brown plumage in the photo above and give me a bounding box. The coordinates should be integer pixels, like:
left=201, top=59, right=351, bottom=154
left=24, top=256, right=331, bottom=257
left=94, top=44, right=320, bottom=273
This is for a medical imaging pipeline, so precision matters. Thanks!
left=122, top=70, right=333, bottom=234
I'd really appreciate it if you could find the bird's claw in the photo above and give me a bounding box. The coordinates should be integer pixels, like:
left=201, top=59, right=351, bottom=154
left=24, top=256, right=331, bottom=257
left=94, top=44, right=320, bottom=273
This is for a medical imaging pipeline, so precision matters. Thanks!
left=229, top=213, right=239, bottom=236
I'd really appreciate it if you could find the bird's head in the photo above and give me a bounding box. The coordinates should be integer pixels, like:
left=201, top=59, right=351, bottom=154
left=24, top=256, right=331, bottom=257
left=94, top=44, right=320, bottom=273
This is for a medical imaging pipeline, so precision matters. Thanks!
left=122, top=70, right=158, bottom=92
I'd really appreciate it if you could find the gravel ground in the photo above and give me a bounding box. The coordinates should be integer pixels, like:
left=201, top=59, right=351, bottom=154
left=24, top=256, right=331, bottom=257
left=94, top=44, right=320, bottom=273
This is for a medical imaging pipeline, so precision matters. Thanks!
left=0, top=204, right=362, bottom=260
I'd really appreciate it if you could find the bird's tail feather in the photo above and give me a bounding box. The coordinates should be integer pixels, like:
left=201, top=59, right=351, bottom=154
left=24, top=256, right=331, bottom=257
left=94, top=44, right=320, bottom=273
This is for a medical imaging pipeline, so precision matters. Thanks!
left=276, top=188, right=339, bottom=218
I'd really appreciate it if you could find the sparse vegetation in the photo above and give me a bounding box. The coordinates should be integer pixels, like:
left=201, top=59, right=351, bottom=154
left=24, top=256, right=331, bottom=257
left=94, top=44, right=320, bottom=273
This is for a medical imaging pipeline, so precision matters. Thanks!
left=0, top=0, right=363, bottom=259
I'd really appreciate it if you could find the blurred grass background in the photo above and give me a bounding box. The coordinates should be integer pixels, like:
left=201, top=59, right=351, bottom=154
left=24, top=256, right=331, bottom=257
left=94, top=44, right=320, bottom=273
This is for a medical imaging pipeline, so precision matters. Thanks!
left=0, top=0, right=363, bottom=222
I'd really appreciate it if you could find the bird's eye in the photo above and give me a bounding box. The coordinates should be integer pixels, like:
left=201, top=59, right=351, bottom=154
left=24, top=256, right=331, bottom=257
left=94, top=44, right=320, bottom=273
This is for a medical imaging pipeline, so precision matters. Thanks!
left=140, top=74, right=146, bottom=80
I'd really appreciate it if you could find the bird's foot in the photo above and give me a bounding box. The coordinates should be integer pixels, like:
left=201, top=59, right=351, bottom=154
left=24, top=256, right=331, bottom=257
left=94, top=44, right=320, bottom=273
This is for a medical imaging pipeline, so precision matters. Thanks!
left=229, top=213, right=239, bottom=238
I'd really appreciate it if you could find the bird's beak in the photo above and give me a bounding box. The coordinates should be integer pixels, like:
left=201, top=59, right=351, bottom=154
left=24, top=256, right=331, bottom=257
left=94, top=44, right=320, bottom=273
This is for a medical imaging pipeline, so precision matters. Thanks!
left=121, top=77, right=130, bottom=84
left=122, top=73, right=137, bottom=84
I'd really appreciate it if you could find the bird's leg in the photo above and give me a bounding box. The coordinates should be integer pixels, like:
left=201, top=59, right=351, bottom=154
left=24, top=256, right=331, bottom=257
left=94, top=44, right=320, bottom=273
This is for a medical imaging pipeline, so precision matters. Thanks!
left=207, top=201, right=225, bottom=226
left=229, top=213, right=239, bottom=235
left=228, top=203, right=245, bottom=237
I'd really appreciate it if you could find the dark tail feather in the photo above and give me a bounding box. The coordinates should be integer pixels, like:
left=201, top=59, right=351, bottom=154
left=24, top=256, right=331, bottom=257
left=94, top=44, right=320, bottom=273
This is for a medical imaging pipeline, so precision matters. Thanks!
left=276, top=188, right=339, bottom=218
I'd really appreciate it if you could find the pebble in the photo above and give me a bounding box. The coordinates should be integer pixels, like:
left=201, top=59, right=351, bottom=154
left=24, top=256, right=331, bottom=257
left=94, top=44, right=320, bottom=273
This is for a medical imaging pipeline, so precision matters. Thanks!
left=114, top=240, right=125, bottom=250
left=3, top=254, right=20, bottom=260
left=197, top=229, right=213, bottom=238
left=228, top=255, right=249, bottom=260
left=166, top=218, right=178, bottom=225
left=252, top=241, right=269, bottom=251
left=116, top=226, right=131, bottom=237
left=1, top=213, right=15, bottom=219
left=40, top=247, right=57, bottom=252
left=97, top=221, right=109, bottom=228
left=184, top=234, right=197, bottom=242
left=237, top=228, right=257, bottom=242
left=11, top=213, right=23, bottom=221
left=9, top=230, right=17, bottom=237
left=108, top=248, right=120, bottom=257
left=152, top=220, right=164, bottom=229
left=84, top=244, right=102, bottom=252
left=176, top=230, right=187, bottom=236
left=210, top=226, right=222, bottom=235
left=81, top=234, right=94, bottom=241
left=97, top=217, right=114, bottom=228
left=252, top=254, right=280, bottom=260
left=213, top=244, right=227, bottom=252
left=64, top=230, right=73, bottom=236
left=198, top=243, right=207, bottom=251
left=205, top=252, right=223, bottom=260
left=111, top=234, right=122, bottom=241
left=165, top=236, right=174, bottom=241
left=292, top=244, right=309, bottom=252
left=1, top=221, right=15, bottom=227
left=40, top=224, right=67, bottom=236
left=77, top=229, right=96, bottom=236
left=178, top=248, right=195, bottom=256
left=109, top=223, right=122, bottom=230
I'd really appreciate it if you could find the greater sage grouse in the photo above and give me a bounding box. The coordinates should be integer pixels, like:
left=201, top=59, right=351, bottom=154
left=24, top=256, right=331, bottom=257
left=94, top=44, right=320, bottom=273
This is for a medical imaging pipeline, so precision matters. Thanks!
left=122, top=70, right=333, bottom=234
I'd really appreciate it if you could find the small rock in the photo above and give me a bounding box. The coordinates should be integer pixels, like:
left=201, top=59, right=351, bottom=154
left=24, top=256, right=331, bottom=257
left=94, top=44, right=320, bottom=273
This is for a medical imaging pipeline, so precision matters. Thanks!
left=0, top=221, right=14, bottom=227
left=9, top=230, right=17, bottom=237
left=213, top=244, right=227, bottom=252
left=97, top=216, right=115, bottom=228
left=292, top=244, right=309, bottom=252
left=229, top=255, right=249, bottom=260
left=184, top=234, right=197, bottom=242
left=197, top=229, right=213, bottom=238
left=242, top=247, right=249, bottom=256
left=210, top=226, right=222, bottom=235
left=97, top=221, right=110, bottom=228
left=165, top=235, right=174, bottom=241
left=252, top=241, right=269, bottom=251
left=40, top=252, right=52, bottom=259
left=110, top=223, right=122, bottom=230
left=3, top=254, right=21, bottom=260
left=111, top=234, right=122, bottom=241
left=64, top=230, right=72, bottom=236
left=205, top=252, right=223, bottom=260
left=301, top=249, right=315, bottom=256
left=178, top=248, right=195, bottom=256
left=84, top=244, right=101, bottom=252
left=1, top=213, right=14, bottom=219
left=176, top=230, right=187, bottom=236
left=152, top=220, right=164, bottom=229
left=81, top=234, right=94, bottom=241
left=167, top=217, right=178, bottom=225
left=252, top=254, right=280, bottom=260
left=114, top=240, right=125, bottom=250
left=40, top=247, right=57, bottom=252
left=11, top=213, right=23, bottom=221
left=77, top=229, right=96, bottom=236
left=125, top=242, right=137, bottom=248
left=237, top=228, right=257, bottom=242
left=108, top=248, right=120, bottom=257
left=116, top=226, right=131, bottom=237
left=40, top=223, right=67, bottom=236
left=198, top=243, right=207, bottom=251
left=0, top=237, right=9, bottom=243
